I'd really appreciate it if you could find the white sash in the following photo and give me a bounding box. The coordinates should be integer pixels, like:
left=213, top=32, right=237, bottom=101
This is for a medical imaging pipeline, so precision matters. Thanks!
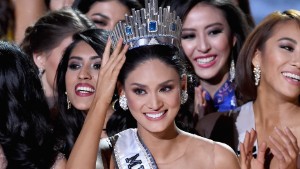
left=113, top=129, right=158, bottom=169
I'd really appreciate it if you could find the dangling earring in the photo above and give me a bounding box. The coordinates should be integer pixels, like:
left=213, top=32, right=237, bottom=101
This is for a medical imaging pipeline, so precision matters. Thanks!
left=38, top=68, right=45, bottom=79
left=65, top=92, right=71, bottom=109
left=253, top=65, right=261, bottom=86
left=119, top=94, right=128, bottom=111
left=229, top=59, right=235, bottom=82
left=181, top=90, right=188, bottom=104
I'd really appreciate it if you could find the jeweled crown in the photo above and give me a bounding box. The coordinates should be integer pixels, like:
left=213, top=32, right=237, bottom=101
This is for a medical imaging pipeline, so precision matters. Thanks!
left=111, top=0, right=182, bottom=50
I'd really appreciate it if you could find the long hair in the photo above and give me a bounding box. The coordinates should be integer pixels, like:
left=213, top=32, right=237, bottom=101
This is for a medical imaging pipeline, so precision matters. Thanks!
left=0, top=41, right=57, bottom=169
left=173, top=0, right=249, bottom=73
left=20, top=8, right=95, bottom=71
left=106, top=45, right=198, bottom=136
left=168, top=0, right=250, bottom=111
left=54, top=29, right=109, bottom=159
left=236, top=9, right=300, bottom=103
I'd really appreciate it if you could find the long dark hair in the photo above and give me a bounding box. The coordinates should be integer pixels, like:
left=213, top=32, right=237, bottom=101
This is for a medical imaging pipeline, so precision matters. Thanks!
left=0, top=41, right=57, bottom=168
left=174, top=0, right=249, bottom=73
left=106, top=45, right=198, bottom=136
left=54, top=29, right=109, bottom=158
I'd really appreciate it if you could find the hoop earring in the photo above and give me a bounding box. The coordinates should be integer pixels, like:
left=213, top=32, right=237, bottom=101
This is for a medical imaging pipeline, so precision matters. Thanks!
left=253, top=65, right=261, bottom=86
left=229, top=59, right=235, bottom=82
left=111, top=99, right=118, bottom=111
left=181, top=90, right=188, bottom=104
left=38, top=68, right=45, bottom=79
left=119, top=95, right=128, bottom=111
left=65, top=92, right=71, bottom=110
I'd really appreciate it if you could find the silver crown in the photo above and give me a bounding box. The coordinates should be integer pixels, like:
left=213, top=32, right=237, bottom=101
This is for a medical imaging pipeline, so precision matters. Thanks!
left=111, top=0, right=182, bottom=50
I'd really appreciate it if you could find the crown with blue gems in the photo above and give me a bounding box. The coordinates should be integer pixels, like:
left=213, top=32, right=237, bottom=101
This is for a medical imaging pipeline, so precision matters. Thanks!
left=110, top=0, right=182, bottom=50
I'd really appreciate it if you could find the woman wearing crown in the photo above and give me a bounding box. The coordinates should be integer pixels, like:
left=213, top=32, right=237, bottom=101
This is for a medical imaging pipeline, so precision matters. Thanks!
left=64, top=0, right=243, bottom=168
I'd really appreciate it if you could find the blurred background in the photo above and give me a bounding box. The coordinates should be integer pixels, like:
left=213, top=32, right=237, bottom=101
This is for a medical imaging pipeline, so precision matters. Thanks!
left=250, top=0, right=300, bottom=24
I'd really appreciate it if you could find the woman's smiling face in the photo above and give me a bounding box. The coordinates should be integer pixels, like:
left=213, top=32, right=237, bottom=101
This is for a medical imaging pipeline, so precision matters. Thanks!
left=122, top=59, right=182, bottom=133
left=181, top=3, right=236, bottom=81
left=65, top=41, right=101, bottom=112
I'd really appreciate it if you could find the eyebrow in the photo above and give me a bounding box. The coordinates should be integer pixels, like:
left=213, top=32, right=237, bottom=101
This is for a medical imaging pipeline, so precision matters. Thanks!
left=130, top=80, right=175, bottom=88
left=69, top=56, right=101, bottom=60
left=91, top=13, right=110, bottom=20
left=182, top=22, right=223, bottom=31
left=278, top=37, right=297, bottom=44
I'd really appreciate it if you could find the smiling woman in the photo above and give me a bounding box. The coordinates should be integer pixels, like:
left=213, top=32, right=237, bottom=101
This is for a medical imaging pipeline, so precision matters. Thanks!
left=198, top=9, right=300, bottom=168
left=20, top=8, right=94, bottom=120
left=65, top=1, right=242, bottom=168
left=170, top=0, right=250, bottom=117
left=54, top=28, right=110, bottom=160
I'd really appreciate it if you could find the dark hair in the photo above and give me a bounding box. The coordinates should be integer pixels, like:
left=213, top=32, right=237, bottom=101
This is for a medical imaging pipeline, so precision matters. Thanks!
left=236, top=0, right=255, bottom=28
left=106, top=45, right=198, bottom=136
left=236, top=9, right=300, bottom=103
left=54, top=29, right=109, bottom=158
left=0, top=0, right=14, bottom=40
left=174, top=0, right=250, bottom=69
left=0, top=41, right=57, bottom=168
left=20, top=8, right=95, bottom=70
left=76, top=0, right=142, bottom=14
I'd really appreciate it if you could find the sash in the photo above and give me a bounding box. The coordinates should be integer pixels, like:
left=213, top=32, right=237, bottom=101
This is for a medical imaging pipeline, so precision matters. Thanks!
left=112, top=129, right=158, bottom=169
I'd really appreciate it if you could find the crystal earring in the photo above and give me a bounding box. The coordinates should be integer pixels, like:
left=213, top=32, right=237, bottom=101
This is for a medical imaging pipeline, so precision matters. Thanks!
left=119, top=95, right=128, bottom=111
left=65, top=92, right=71, bottom=109
left=38, top=68, right=45, bottom=79
left=229, top=59, right=235, bottom=82
left=253, top=65, right=261, bottom=86
left=181, top=90, right=188, bottom=104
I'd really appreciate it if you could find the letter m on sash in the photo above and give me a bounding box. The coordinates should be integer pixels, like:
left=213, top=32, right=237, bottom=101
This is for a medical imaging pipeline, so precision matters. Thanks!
left=125, top=153, right=144, bottom=169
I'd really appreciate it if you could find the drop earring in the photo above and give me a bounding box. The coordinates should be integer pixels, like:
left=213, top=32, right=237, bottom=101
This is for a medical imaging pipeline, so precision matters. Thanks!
left=229, top=59, right=235, bottom=82
left=181, top=90, right=188, bottom=104
left=253, top=65, right=261, bottom=86
left=65, top=92, right=71, bottom=109
left=38, top=68, right=45, bottom=79
left=119, top=94, right=128, bottom=111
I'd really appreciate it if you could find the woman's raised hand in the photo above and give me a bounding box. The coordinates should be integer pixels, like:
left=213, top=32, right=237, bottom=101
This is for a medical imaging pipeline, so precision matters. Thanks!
left=194, top=85, right=207, bottom=119
left=93, top=38, right=128, bottom=107
left=269, top=127, right=299, bottom=169
left=66, top=38, right=128, bottom=169
left=240, top=129, right=266, bottom=169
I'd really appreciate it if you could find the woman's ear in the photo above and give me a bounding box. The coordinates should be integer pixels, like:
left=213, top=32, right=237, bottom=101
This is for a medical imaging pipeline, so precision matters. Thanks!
left=252, top=49, right=262, bottom=66
left=181, top=74, right=187, bottom=91
left=33, top=52, right=46, bottom=69
left=116, top=81, right=124, bottom=96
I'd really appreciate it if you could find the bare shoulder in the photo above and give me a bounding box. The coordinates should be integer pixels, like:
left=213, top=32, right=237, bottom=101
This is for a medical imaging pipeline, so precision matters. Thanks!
left=213, top=142, right=240, bottom=169
left=182, top=132, right=239, bottom=169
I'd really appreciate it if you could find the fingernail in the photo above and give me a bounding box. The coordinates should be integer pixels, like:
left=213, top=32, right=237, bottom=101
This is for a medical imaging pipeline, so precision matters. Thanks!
left=284, top=126, right=289, bottom=132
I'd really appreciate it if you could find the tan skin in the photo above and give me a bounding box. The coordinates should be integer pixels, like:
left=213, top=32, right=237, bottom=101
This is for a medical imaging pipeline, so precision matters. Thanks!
left=66, top=38, right=128, bottom=169
left=115, top=58, right=239, bottom=169
left=66, top=38, right=241, bottom=168
left=181, top=3, right=236, bottom=115
left=64, top=41, right=114, bottom=138
left=242, top=21, right=300, bottom=169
